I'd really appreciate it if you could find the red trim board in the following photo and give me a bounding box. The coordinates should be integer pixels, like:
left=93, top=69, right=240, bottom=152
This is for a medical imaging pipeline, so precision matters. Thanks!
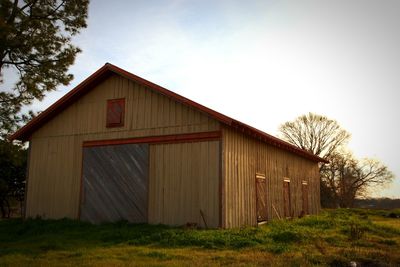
left=82, top=131, right=222, bottom=147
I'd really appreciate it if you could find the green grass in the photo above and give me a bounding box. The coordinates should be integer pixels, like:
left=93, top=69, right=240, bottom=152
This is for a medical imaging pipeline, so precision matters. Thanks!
left=0, top=209, right=399, bottom=266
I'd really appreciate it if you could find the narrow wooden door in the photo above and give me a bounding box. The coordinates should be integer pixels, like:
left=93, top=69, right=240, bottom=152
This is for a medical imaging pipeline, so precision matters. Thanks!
left=80, top=143, right=149, bottom=224
left=256, top=175, right=267, bottom=222
left=283, top=180, right=291, bottom=218
left=302, top=182, right=309, bottom=214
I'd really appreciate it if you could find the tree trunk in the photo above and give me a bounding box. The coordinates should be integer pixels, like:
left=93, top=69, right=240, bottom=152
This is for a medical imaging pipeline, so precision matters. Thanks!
left=0, top=199, right=6, bottom=218
left=20, top=199, right=24, bottom=218
left=5, top=199, right=11, bottom=218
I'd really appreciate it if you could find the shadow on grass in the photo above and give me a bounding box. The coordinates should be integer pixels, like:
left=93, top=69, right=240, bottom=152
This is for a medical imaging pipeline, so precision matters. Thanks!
left=0, top=208, right=399, bottom=258
left=0, top=217, right=308, bottom=256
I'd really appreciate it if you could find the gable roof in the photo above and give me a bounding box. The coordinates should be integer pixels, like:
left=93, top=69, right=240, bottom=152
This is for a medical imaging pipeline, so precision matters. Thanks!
left=10, top=63, right=327, bottom=163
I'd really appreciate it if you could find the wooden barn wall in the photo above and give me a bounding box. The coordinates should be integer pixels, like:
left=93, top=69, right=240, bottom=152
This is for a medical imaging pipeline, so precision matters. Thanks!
left=221, top=126, right=320, bottom=228
left=25, top=74, right=219, bottom=219
left=148, top=141, right=220, bottom=228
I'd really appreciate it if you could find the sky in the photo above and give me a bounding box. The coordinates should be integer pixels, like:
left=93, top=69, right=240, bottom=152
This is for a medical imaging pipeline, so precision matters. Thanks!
left=5, top=0, right=400, bottom=197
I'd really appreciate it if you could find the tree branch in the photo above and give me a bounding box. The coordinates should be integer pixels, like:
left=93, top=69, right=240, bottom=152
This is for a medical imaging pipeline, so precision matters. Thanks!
left=6, top=0, right=20, bottom=24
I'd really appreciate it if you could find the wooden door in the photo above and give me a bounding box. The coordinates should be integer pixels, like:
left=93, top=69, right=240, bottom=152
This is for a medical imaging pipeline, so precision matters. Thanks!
left=302, top=182, right=309, bottom=214
left=80, top=143, right=149, bottom=223
left=283, top=180, right=291, bottom=218
left=256, top=174, right=267, bottom=222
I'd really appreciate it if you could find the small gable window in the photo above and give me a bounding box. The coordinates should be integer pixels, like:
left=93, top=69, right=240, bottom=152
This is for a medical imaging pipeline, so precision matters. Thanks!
left=106, top=98, right=125, bottom=128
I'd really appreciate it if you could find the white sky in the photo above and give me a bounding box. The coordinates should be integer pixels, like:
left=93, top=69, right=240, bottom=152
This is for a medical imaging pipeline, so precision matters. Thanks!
left=8, top=0, right=400, bottom=197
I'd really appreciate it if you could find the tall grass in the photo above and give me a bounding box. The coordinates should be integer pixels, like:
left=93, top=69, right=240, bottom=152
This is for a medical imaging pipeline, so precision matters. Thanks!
left=0, top=209, right=399, bottom=266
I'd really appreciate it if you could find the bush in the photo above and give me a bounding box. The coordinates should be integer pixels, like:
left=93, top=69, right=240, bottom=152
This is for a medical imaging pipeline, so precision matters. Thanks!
left=269, top=230, right=302, bottom=243
left=349, top=222, right=365, bottom=241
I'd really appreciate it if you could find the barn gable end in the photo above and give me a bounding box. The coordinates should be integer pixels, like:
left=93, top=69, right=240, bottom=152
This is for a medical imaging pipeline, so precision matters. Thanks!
left=25, top=73, right=221, bottom=227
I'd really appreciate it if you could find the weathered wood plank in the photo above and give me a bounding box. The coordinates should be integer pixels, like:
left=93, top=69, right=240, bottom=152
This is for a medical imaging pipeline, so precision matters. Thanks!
left=80, top=144, right=149, bottom=223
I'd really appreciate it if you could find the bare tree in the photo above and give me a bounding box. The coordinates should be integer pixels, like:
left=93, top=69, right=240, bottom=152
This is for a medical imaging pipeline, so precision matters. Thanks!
left=279, top=113, right=393, bottom=208
left=279, top=113, right=351, bottom=160
left=320, top=152, right=394, bottom=208
left=319, top=152, right=354, bottom=207
left=352, top=158, right=394, bottom=201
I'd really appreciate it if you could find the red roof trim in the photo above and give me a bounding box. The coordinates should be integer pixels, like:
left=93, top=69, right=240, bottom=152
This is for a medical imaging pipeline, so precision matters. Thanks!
left=105, top=64, right=234, bottom=125
left=9, top=63, right=327, bottom=163
left=9, top=64, right=112, bottom=141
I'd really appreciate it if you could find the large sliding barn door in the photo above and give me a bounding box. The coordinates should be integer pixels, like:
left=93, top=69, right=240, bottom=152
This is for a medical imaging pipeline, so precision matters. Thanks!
left=80, top=144, right=149, bottom=223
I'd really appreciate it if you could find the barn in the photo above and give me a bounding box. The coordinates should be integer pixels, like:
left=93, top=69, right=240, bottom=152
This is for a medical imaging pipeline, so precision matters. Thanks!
left=10, top=63, right=326, bottom=228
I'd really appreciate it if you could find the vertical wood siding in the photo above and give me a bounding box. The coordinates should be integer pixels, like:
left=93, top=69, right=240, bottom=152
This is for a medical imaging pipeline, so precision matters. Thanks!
left=32, top=74, right=219, bottom=139
left=222, top=126, right=320, bottom=228
left=26, top=136, right=77, bottom=219
left=26, top=74, right=219, bottom=219
left=148, top=141, right=220, bottom=228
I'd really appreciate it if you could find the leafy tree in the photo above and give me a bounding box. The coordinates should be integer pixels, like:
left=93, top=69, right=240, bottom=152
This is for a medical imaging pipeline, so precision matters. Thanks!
left=0, top=140, right=27, bottom=217
left=279, top=113, right=393, bottom=207
left=0, top=0, right=89, bottom=217
left=279, top=113, right=350, bottom=160
left=0, top=0, right=89, bottom=137
left=354, top=198, right=400, bottom=209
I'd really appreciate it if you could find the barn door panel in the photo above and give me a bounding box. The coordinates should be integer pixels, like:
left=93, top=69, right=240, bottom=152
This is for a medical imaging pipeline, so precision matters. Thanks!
left=283, top=180, right=291, bottom=218
left=302, top=182, right=309, bottom=215
left=80, top=144, right=149, bottom=223
left=256, top=174, right=267, bottom=222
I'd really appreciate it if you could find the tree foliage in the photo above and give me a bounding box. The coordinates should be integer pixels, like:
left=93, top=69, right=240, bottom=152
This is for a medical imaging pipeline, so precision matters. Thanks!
left=0, top=0, right=89, bottom=137
left=279, top=113, right=393, bottom=207
left=0, top=0, right=89, bottom=217
left=0, top=140, right=27, bottom=217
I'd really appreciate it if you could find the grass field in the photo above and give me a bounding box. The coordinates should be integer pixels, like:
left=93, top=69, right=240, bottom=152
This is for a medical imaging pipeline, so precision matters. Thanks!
left=0, top=209, right=399, bottom=266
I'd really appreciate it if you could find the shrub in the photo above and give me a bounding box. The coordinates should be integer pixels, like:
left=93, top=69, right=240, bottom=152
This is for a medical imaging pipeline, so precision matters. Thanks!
left=378, top=239, right=397, bottom=246
left=349, top=222, right=365, bottom=241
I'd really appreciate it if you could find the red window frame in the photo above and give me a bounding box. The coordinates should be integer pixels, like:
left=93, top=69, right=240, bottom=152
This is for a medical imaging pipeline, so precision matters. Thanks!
left=106, top=98, right=125, bottom=128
